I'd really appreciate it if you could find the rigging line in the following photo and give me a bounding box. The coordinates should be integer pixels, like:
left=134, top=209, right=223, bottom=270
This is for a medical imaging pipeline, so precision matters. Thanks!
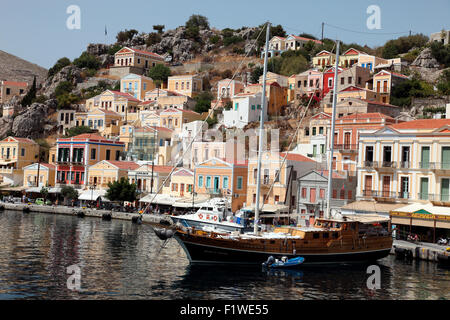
left=324, top=23, right=410, bottom=36
left=145, top=22, right=269, bottom=209
left=259, top=59, right=324, bottom=213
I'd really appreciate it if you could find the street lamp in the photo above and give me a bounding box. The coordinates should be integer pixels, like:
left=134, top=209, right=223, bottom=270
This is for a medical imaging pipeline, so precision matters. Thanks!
left=89, top=183, right=97, bottom=207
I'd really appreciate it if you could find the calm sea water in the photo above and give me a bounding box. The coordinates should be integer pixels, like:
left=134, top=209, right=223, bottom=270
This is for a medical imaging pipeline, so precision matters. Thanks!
left=0, top=210, right=448, bottom=300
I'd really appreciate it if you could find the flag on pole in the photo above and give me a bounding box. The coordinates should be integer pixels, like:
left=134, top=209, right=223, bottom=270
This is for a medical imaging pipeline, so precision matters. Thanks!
left=105, top=25, right=107, bottom=36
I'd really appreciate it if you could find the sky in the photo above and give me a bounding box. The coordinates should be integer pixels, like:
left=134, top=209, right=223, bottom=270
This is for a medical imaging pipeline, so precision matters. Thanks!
left=0, top=0, right=449, bottom=69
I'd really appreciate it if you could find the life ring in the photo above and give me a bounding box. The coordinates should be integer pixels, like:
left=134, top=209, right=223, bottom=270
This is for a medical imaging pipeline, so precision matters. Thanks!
left=198, top=213, right=203, bottom=219
left=213, top=216, right=218, bottom=222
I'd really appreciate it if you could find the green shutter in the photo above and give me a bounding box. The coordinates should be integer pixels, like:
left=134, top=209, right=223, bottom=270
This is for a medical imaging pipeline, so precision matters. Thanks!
left=421, top=147, right=430, bottom=169
left=420, top=178, right=428, bottom=200
left=441, top=179, right=449, bottom=201
left=442, top=147, right=450, bottom=169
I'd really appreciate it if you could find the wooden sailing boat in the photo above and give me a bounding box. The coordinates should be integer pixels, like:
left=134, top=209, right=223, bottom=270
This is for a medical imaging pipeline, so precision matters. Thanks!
left=167, top=23, right=393, bottom=265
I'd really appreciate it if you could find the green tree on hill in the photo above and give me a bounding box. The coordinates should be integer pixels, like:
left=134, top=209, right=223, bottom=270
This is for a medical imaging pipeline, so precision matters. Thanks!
left=147, top=64, right=171, bottom=83
left=65, top=126, right=96, bottom=137
left=21, top=76, right=37, bottom=107
left=48, top=57, right=71, bottom=78
left=194, top=91, right=213, bottom=113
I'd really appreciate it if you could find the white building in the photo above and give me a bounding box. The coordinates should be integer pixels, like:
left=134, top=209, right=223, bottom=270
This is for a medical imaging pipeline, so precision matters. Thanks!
left=223, top=92, right=267, bottom=129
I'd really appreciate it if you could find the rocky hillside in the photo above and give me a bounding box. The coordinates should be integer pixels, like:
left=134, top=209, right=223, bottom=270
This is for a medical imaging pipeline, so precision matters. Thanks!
left=0, top=50, right=47, bottom=85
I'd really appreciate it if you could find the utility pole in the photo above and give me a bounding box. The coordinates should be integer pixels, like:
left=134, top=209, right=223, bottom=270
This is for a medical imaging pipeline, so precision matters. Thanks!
left=321, top=22, right=324, bottom=43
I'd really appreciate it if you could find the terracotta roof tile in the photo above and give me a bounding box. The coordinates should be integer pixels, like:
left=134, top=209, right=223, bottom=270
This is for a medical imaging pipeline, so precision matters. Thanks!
left=280, top=152, right=316, bottom=162
left=389, top=119, right=450, bottom=130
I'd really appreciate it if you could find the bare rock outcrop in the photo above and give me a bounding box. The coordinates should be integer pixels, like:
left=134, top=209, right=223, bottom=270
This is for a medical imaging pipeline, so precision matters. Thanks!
left=11, top=103, right=50, bottom=139
left=41, top=65, right=83, bottom=98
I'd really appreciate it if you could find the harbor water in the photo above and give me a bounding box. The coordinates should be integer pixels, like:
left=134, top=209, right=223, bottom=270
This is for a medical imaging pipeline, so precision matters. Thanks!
left=0, top=210, right=448, bottom=300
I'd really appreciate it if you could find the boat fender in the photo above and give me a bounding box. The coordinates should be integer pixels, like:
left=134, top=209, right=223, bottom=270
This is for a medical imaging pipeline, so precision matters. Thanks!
left=77, top=211, right=85, bottom=218
left=198, top=213, right=203, bottom=219
left=213, top=216, right=218, bottom=222
left=23, top=207, right=30, bottom=213
left=0, top=205, right=5, bottom=211
left=102, top=213, right=112, bottom=221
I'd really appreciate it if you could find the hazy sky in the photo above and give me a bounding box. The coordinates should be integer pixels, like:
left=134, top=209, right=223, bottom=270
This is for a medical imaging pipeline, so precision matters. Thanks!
left=1, top=0, right=448, bottom=69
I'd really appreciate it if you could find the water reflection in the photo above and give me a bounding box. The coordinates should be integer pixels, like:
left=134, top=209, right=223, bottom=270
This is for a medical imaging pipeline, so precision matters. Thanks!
left=0, top=210, right=448, bottom=300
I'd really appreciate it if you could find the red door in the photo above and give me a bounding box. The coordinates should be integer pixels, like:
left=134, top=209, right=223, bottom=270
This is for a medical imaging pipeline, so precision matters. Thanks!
left=310, top=188, right=316, bottom=203
left=382, top=176, right=390, bottom=197
left=364, top=175, right=372, bottom=196
left=180, top=183, right=185, bottom=197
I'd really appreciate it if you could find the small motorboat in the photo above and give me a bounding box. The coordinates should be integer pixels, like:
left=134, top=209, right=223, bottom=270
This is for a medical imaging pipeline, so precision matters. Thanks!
left=262, top=256, right=304, bottom=269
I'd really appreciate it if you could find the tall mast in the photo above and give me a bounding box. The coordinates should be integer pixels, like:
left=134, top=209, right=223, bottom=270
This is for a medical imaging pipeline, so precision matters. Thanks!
left=254, top=21, right=271, bottom=234
left=326, top=40, right=340, bottom=219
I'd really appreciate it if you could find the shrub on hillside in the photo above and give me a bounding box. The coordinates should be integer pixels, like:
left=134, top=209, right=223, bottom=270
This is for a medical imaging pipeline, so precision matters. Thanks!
left=48, top=57, right=71, bottom=78
left=73, top=52, right=100, bottom=70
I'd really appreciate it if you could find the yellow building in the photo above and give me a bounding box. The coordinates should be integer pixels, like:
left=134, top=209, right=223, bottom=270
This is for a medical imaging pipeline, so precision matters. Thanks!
left=85, top=90, right=141, bottom=122
left=0, top=137, right=39, bottom=186
left=357, top=119, right=450, bottom=206
left=159, top=108, right=202, bottom=132
left=120, top=73, right=155, bottom=101
left=114, top=47, right=165, bottom=69
left=87, top=160, right=139, bottom=189
left=312, top=50, right=336, bottom=69
left=167, top=74, right=203, bottom=97
left=84, top=108, right=122, bottom=136
left=162, top=168, right=194, bottom=198
left=337, top=86, right=380, bottom=103
left=372, top=70, right=408, bottom=104
left=23, top=163, right=56, bottom=188
left=244, top=82, right=288, bottom=116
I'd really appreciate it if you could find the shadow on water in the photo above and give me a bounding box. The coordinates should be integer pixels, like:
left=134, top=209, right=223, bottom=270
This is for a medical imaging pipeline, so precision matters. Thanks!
left=174, top=261, right=394, bottom=299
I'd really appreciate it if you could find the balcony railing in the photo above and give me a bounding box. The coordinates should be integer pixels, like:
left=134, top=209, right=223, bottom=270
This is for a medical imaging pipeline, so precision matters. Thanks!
left=334, top=144, right=358, bottom=152
left=417, top=192, right=430, bottom=201
left=428, top=193, right=450, bottom=203
left=207, top=188, right=223, bottom=196
left=0, top=166, right=14, bottom=174
left=363, top=161, right=375, bottom=168
left=362, top=190, right=410, bottom=201
left=399, top=161, right=410, bottom=169
left=373, top=161, right=397, bottom=169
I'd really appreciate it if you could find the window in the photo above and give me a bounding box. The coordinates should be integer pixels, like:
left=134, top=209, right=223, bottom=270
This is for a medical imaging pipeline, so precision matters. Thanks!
left=328, top=78, right=333, bottom=87
left=348, top=76, right=352, bottom=84
left=301, top=187, right=307, bottom=198
left=198, top=176, right=204, bottom=188
left=223, top=176, right=229, bottom=189
left=106, top=149, right=110, bottom=160
left=319, top=127, right=324, bottom=134
left=206, top=176, right=211, bottom=188
left=340, top=77, right=344, bottom=85
left=91, top=148, right=96, bottom=160
left=320, top=189, right=325, bottom=199
left=115, top=150, right=120, bottom=161
left=312, top=127, right=316, bottom=136
left=21, top=148, right=25, bottom=157
left=237, top=176, right=243, bottom=190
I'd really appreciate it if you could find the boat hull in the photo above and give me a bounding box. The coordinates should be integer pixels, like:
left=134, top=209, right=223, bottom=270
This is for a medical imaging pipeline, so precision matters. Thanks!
left=174, top=236, right=391, bottom=265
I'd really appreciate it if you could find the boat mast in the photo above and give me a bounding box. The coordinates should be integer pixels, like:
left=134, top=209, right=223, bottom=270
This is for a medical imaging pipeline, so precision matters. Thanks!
left=254, top=21, right=271, bottom=234
left=326, top=40, right=340, bottom=219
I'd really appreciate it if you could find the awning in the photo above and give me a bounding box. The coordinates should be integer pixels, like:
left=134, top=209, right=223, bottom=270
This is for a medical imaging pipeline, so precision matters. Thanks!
left=342, top=214, right=390, bottom=224
left=139, top=193, right=178, bottom=205
left=340, top=201, right=406, bottom=215
left=0, top=185, right=27, bottom=192
left=25, top=187, right=43, bottom=193
left=174, top=195, right=211, bottom=208
left=48, top=187, right=62, bottom=194
left=78, top=189, right=107, bottom=201
left=242, top=203, right=290, bottom=213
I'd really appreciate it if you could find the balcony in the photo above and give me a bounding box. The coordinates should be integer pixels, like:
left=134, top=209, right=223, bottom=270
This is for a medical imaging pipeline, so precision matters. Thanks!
left=207, top=188, right=223, bottom=196
left=56, top=159, right=70, bottom=165
left=362, top=190, right=410, bottom=203
left=398, top=161, right=411, bottom=169
left=362, top=161, right=376, bottom=169
left=429, top=193, right=450, bottom=206
left=0, top=166, right=14, bottom=174
left=260, top=178, right=274, bottom=188
left=334, top=144, right=358, bottom=153
left=373, top=161, right=397, bottom=171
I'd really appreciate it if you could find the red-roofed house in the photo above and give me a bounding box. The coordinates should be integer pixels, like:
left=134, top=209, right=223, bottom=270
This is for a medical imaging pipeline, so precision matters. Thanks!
left=55, top=134, right=125, bottom=188
left=194, top=157, right=248, bottom=212
left=0, top=80, right=28, bottom=104
left=87, top=160, right=139, bottom=189
left=110, top=47, right=166, bottom=77
left=85, top=90, right=141, bottom=122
